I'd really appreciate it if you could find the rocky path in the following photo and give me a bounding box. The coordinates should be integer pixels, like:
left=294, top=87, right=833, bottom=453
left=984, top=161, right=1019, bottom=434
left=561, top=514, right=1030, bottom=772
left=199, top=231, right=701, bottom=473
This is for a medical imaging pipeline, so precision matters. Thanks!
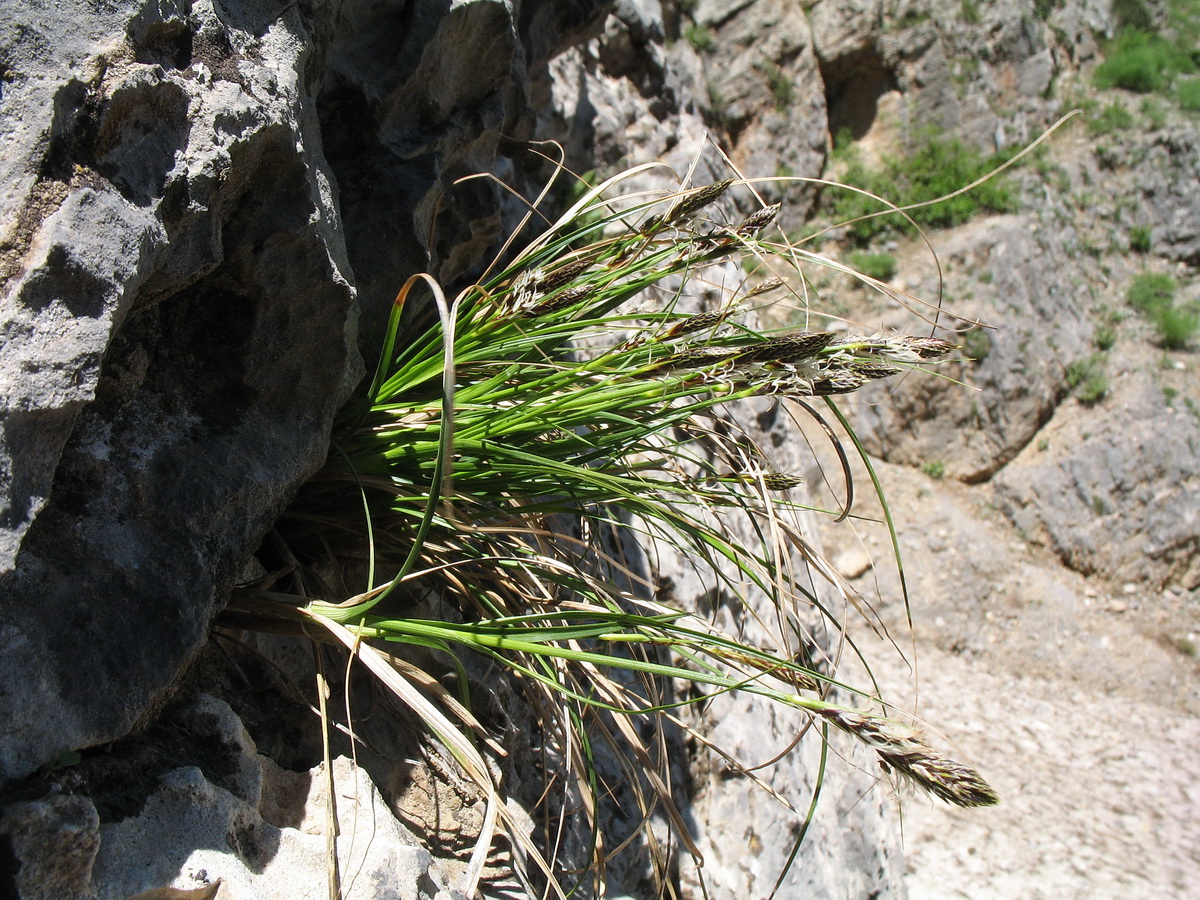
left=881, top=640, right=1200, bottom=900
left=820, top=458, right=1200, bottom=899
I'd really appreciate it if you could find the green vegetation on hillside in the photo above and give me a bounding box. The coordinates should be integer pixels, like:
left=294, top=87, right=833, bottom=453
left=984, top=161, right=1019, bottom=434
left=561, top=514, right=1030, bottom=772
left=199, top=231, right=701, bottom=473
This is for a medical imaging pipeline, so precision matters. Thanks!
left=826, top=133, right=1016, bottom=243
left=1094, top=0, right=1200, bottom=102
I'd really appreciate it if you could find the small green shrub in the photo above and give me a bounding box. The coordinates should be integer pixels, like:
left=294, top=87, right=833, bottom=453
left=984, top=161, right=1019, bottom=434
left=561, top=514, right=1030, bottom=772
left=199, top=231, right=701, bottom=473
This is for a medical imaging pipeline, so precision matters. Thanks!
left=1077, top=372, right=1110, bottom=404
left=962, top=328, right=993, bottom=361
left=832, top=126, right=856, bottom=158
left=1094, top=31, right=1188, bottom=93
left=684, top=23, right=714, bottom=52
left=1113, top=0, right=1154, bottom=30
left=1066, top=354, right=1110, bottom=404
left=1154, top=303, right=1200, bottom=349
left=847, top=251, right=898, bottom=282
left=1095, top=26, right=1198, bottom=94
left=828, top=133, right=1015, bottom=243
left=761, top=60, right=794, bottom=112
left=921, top=460, right=947, bottom=479
left=1141, top=98, right=1168, bottom=128
left=1127, top=272, right=1176, bottom=314
left=1094, top=324, right=1118, bottom=350
left=1129, top=225, right=1152, bottom=252
left=1034, top=0, right=1061, bottom=20
left=961, top=0, right=981, bottom=24
left=1088, top=101, right=1135, bottom=133
left=1177, top=78, right=1200, bottom=111
left=706, top=82, right=727, bottom=124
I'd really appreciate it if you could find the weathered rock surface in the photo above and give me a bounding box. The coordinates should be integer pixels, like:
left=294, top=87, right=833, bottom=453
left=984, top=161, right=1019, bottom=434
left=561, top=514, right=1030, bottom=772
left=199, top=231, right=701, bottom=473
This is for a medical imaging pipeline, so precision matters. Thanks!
left=0, top=0, right=359, bottom=782
left=995, top=364, right=1200, bottom=591
left=846, top=213, right=1094, bottom=482
left=1, top=694, right=459, bottom=900
left=5, top=0, right=1199, bottom=897
left=658, top=402, right=904, bottom=900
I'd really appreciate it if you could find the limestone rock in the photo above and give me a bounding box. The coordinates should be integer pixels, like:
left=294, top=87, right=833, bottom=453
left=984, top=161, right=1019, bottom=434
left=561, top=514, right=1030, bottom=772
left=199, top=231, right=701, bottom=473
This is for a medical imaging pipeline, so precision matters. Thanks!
left=995, top=370, right=1200, bottom=591
left=0, top=793, right=101, bottom=900
left=1134, top=126, right=1200, bottom=265
left=0, top=0, right=360, bottom=782
left=693, top=0, right=828, bottom=225
left=846, top=214, right=1092, bottom=482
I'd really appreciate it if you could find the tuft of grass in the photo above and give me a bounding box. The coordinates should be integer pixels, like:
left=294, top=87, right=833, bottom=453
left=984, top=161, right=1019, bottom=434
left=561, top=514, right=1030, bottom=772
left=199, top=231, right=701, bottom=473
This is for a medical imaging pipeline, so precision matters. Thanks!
left=684, top=23, right=714, bottom=52
left=1066, top=353, right=1110, bottom=404
left=1178, top=78, right=1200, bottom=111
left=1129, top=225, right=1152, bottom=252
left=831, top=126, right=856, bottom=158
left=1141, top=97, right=1168, bottom=128
left=1127, top=272, right=1176, bottom=314
left=846, top=251, right=898, bottom=283
left=1094, top=323, right=1118, bottom=351
left=229, top=160, right=997, bottom=894
left=961, top=0, right=981, bottom=23
left=1088, top=100, right=1135, bottom=133
left=1034, top=0, right=1061, bottom=19
left=1094, top=30, right=1193, bottom=93
left=920, top=460, right=946, bottom=479
left=1126, top=272, right=1197, bottom=348
left=962, top=328, right=993, bottom=362
left=1154, top=303, right=1200, bottom=348
left=1113, top=0, right=1154, bottom=30
left=1094, top=4, right=1199, bottom=97
left=760, top=59, right=794, bottom=112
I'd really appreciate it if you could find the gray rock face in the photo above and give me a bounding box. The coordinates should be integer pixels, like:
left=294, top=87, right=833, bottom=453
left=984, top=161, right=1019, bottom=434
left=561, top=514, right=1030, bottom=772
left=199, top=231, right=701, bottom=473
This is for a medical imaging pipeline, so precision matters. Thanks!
left=848, top=214, right=1093, bottom=482
left=1133, top=127, right=1200, bottom=265
left=20, top=0, right=1182, bottom=896
left=0, top=694, right=457, bottom=900
left=0, top=793, right=101, bottom=900
left=690, top=0, right=828, bottom=225
left=809, top=0, right=1068, bottom=150
left=995, top=370, right=1200, bottom=590
left=648, top=405, right=904, bottom=900
left=0, top=0, right=358, bottom=782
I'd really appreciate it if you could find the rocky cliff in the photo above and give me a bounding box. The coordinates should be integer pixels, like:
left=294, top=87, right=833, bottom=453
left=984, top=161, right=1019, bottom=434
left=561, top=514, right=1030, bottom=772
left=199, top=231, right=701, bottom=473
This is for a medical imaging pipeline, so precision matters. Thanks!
left=2, top=0, right=1197, bottom=897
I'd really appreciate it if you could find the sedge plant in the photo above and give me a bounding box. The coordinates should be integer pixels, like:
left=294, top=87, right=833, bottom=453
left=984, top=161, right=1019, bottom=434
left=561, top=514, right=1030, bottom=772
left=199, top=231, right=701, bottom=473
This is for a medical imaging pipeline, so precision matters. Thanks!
left=229, top=155, right=1000, bottom=897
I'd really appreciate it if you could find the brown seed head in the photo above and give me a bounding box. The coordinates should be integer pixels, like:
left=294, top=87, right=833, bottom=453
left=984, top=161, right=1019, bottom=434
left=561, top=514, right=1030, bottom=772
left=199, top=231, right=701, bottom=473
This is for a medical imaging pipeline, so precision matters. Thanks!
left=900, top=336, right=959, bottom=359
left=676, top=179, right=735, bottom=219
left=736, top=332, right=835, bottom=365
left=536, top=257, right=592, bottom=293
left=523, top=284, right=594, bottom=317
left=809, top=371, right=870, bottom=395
left=760, top=471, right=805, bottom=491
left=737, top=203, right=782, bottom=235
left=744, top=276, right=786, bottom=298
left=655, top=346, right=740, bottom=370
left=813, top=705, right=998, bottom=808
left=666, top=310, right=731, bottom=339
left=852, top=362, right=905, bottom=380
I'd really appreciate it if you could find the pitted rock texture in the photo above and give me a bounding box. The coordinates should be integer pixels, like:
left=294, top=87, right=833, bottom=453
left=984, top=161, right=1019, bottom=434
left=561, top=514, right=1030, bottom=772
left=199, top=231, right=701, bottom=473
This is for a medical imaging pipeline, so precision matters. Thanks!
left=0, top=0, right=358, bottom=782
left=8, top=0, right=1198, bottom=898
